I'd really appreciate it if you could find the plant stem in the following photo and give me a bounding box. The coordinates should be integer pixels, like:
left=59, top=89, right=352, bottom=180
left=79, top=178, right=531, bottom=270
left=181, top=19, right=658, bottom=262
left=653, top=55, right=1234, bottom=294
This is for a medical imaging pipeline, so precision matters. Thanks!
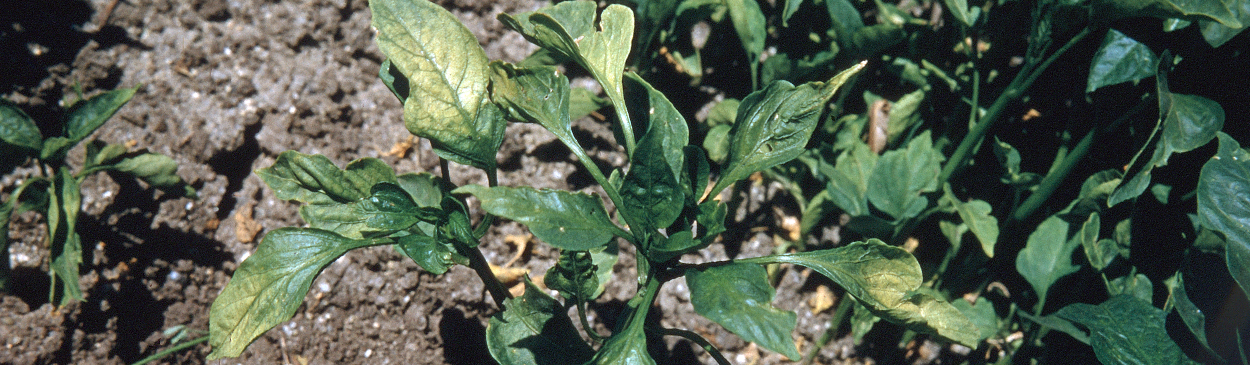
left=658, top=328, right=731, bottom=365
left=129, top=335, right=208, bottom=365
left=938, top=26, right=1094, bottom=184
left=800, top=294, right=854, bottom=365
left=464, top=241, right=511, bottom=307
left=1008, top=128, right=1094, bottom=223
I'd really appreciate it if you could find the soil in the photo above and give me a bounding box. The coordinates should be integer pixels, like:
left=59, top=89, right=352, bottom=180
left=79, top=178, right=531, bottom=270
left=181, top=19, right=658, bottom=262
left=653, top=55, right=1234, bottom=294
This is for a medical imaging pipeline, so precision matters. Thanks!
left=0, top=0, right=933, bottom=364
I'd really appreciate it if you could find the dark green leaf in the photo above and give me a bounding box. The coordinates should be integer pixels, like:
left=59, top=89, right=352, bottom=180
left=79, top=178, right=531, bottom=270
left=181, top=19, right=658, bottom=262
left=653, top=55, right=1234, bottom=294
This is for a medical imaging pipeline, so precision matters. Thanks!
left=361, top=182, right=428, bottom=231
left=620, top=75, right=686, bottom=232
left=84, top=141, right=128, bottom=169
left=683, top=146, right=710, bottom=204
left=1077, top=213, right=1117, bottom=271
left=633, top=0, right=679, bottom=65
left=208, top=228, right=379, bottom=359
left=1086, top=30, right=1158, bottom=93
left=1019, top=311, right=1090, bottom=344
left=1016, top=216, right=1080, bottom=308
left=1093, top=0, right=1242, bottom=28
left=396, top=233, right=466, bottom=275
left=624, top=73, right=688, bottom=181
left=0, top=202, right=11, bottom=291
left=455, top=185, right=625, bottom=251
left=1197, top=132, right=1250, bottom=303
left=826, top=141, right=876, bottom=217
left=48, top=168, right=83, bottom=305
left=707, top=62, right=865, bottom=199
left=647, top=230, right=705, bottom=263
left=849, top=23, right=905, bottom=57
left=39, top=136, right=75, bottom=162
left=944, top=0, right=973, bottom=26
left=258, top=151, right=396, bottom=204
left=64, top=86, right=138, bottom=143
left=866, top=131, right=943, bottom=220
left=0, top=98, right=42, bottom=153
left=696, top=200, right=728, bottom=244
left=740, top=239, right=980, bottom=347
left=378, top=58, right=409, bottom=103
left=688, top=263, right=801, bottom=360
left=582, top=315, right=655, bottom=365
left=1166, top=273, right=1222, bottom=360
left=372, top=0, right=504, bottom=170
left=1053, top=296, right=1200, bottom=365
left=850, top=301, right=880, bottom=344
left=486, top=279, right=595, bottom=365
left=951, top=297, right=997, bottom=342
left=545, top=251, right=598, bottom=301
left=825, top=0, right=865, bottom=49
left=725, top=0, right=766, bottom=88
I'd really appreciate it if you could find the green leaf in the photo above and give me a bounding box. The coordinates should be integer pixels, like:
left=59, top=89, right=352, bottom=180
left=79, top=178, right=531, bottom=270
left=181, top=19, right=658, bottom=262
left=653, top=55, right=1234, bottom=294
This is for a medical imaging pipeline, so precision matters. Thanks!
left=1077, top=213, right=1117, bottom=271
left=486, top=279, right=595, bottom=365
left=782, top=0, right=803, bottom=26
left=208, top=228, right=379, bottom=359
left=0, top=98, right=42, bottom=153
left=707, top=62, right=865, bottom=199
left=455, top=185, right=625, bottom=250
left=951, top=297, right=997, bottom=342
left=379, top=58, right=409, bottom=103
left=1015, top=216, right=1080, bottom=308
left=582, top=317, right=655, bottom=365
left=702, top=125, right=732, bottom=165
left=498, top=1, right=636, bottom=154
left=741, top=239, right=980, bottom=347
left=1200, top=0, right=1250, bottom=48
left=1108, top=273, right=1153, bottom=303
left=1086, top=30, right=1158, bottom=94
left=1053, top=296, right=1200, bottom=365
left=682, top=146, right=710, bottom=205
left=371, top=0, right=504, bottom=171
left=258, top=151, right=396, bottom=204
left=944, top=186, right=999, bottom=258
left=826, top=141, right=877, bottom=217
left=395, top=172, right=448, bottom=209
left=39, top=136, right=75, bottom=162
left=1166, top=273, right=1222, bottom=360
left=588, top=245, right=618, bottom=299
left=687, top=263, right=800, bottom=360
left=84, top=141, right=128, bottom=169
left=64, top=86, right=138, bottom=143
left=943, top=0, right=973, bottom=26
left=866, top=131, right=943, bottom=220
left=849, top=301, right=880, bottom=345
left=112, top=152, right=195, bottom=197
left=1198, top=132, right=1250, bottom=303
left=1093, top=0, right=1243, bottom=28
left=725, top=0, right=766, bottom=88
left=647, top=230, right=706, bottom=263
left=825, top=0, right=865, bottom=49
left=1019, top=311, right=1090, bottom=344
left=545, top=250, right=599, bottom=301
left=620, top=74, right=687, bottom=232
left=396, top=233, right=466, bottom=275
left=569, top=87, right=610, bottom=121
left=48, top=167, right=83, bottom=305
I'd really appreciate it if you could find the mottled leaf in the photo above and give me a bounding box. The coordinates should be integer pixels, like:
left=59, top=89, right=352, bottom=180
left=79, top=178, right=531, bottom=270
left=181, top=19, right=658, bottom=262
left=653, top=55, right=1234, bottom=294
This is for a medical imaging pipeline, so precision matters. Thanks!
left=1093, top=0, right=1242, bottom=28
left=258, top=151, right=396, bottom=205
left=740, top=239, right=979, bottom=347
left=1197, top=132, right=1250, bottom=303
left=1086, top=30, right=1158, bottom=93
left=1078, top=213, right=1117, bottom=271
left=866, top=131, right=943, bottom=220
left=455, top=185, right=625, bottom=251
left=687, top=263, right=801, bottom=360
left=944, top=186, right=999, bottom=258
left=1053, top=296, right=1200, bottom=364
left=707, top=62, right=865, bottom=199
left=826, top=141, right=877, bottom=217
left=0, top=98, right=42, bottom=153
left=372, top=0, right=504, bottom=170
left=1108, top=273, right=1153, bottom=303
left=48, top=168, right=83, bottom=306
left=545, top=250, right=599, bottom=301
left=951, top=297, right=997, bottom=342
left=112, top=152, right=195, bottom=197
left=1016, top=216, right=1080, bottom=308
left=64, top=86, right=138, bottom=143
left=486, top=279, right=595, bottom=365
left=208, top=228, right=379, bottom=359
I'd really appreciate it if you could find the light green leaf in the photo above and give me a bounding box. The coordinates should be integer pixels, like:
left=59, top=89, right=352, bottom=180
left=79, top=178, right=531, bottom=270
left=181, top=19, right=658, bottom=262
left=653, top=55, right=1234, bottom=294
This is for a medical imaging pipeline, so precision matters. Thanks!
left=1077, top=213, right=1117, bottom=271
left=1108, top=273, right=1153, bottom=303
left=379, top=58, right=409, bottom=103
left=939, top=220, right=968, bottom=252
left=825, top=0, right=865, bottom=49
left=455, top=185, right=625, bottom=251
left=487, top=279, right=595, bottom=365
left=208, top=228, right=379, bottom=359
left=1053, top=296, right=1200, bottom=365
left=647, top=230, right=704, bottom=263
left=0, top=202, right=11, bottom=291
left=944, top=186, right=999, bottom=258
left=65, top=86, right=138, bottom=143
left=1093, top=0, right=1242, bottom=28
left=112, top=152, right=195, bottom=197
left=826, top=141, right=877, bottom=217
left=1016, top=216, right=1080, bottom=307
left=850, top=301, right=880, bottom=344
left=702, top=125, right=732, bottom=165
left=545, top=251, right=599, bottom=302
left=1197, top=132, right=1250, bottom=303
left=707, top=62, right=865, bottom=200
left=372, top=0, right=504, bottom=170
left=396, top=173, right=448, bottom=208
left=740, top=239, right=980, bottom=347
left=725, top=0, right=766, bottom=89
left=39, top=136, right=75, bottom=162
left=867, top=131, right=944, bottom=220
left=1086, top=30, right=1158, bottom=94
left=951, top=297, right=997, bottom=342
left=498, top=1, right=636, bottom=154
left=1200, top=0, right=1250, bottom=48
left=258, top=151, right=397, bottom=204
left=569, top=88, right=609, bottom=121
left=588, top=245, right=618, bottom=299
left=1019, top=311, right=1090, bottom=344
left=48, top=167, right=83, bottom=306
left=944, top=0, right=973, bottom=26
left=84, top=141, right=128, bottom=169
left=582, top=318, right=655, bottom=365
left=1166, top=273, right=1222, bottom=360
left=707, top=99, right=739, bottom=128
left=782, top=0, right=803, bottom=26
left=0, top=98, right=42, bottom=153
left=687, top=263, right=801, bottom=360
left=396, top=233, right=466, bottom=275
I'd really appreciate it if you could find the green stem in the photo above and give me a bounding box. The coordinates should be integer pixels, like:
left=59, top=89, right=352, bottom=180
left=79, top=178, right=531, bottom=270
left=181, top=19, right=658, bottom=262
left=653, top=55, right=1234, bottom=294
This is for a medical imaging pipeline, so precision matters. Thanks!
left=129, top=335, right=209, bottom=365
left=800, top=295, right=854, bottom=365
left=938, top=26, right=1094, bottom=184
left=1008, top=128, right=1094, bottom=223
left=567, top=146, right=634, bottom=242
left=605, top=89, right=637, bottom=158
left=577, top=300, right=605, bottom=343
left=658, top=328, right=732, bottom=365
left=472, top=169, right=500, bottom=239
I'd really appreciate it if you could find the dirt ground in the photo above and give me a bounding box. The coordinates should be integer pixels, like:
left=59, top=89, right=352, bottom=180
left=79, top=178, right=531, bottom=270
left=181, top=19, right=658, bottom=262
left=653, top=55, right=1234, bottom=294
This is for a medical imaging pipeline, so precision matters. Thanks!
left=0, top=0, right=928, bottom=364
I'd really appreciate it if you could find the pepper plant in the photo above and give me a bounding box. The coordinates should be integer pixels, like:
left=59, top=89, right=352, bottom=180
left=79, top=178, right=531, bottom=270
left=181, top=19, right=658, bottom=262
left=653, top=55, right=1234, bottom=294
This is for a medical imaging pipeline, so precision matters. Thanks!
left=205, top=0, right=984, bottom=362
left=0, top=86, right=194, bottom=306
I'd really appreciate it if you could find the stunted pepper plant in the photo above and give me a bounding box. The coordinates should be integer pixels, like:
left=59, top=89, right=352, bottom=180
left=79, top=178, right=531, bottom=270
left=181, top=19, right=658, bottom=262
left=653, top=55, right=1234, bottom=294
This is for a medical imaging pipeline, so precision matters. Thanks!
left=205, top=0, right=983, bottom=363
